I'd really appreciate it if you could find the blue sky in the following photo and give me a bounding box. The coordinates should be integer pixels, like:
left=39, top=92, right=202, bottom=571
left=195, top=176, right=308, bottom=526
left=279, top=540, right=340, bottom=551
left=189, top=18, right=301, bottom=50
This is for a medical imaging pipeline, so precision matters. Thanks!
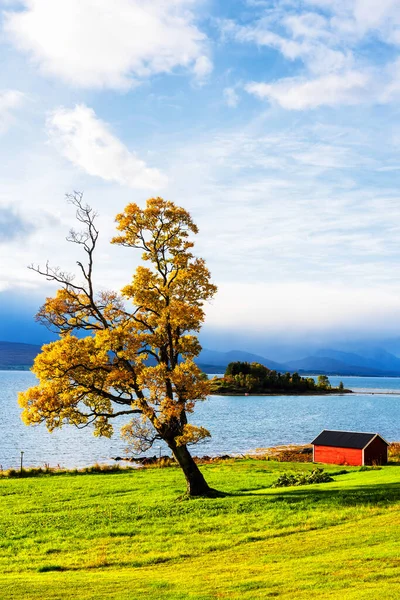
left=2, top=0, right=400, bottom=355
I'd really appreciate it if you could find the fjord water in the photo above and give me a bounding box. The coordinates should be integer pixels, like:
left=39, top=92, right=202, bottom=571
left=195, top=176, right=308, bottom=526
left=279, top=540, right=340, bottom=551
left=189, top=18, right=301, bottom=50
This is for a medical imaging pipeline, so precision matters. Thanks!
left=1, top=371, right=399, bottom=470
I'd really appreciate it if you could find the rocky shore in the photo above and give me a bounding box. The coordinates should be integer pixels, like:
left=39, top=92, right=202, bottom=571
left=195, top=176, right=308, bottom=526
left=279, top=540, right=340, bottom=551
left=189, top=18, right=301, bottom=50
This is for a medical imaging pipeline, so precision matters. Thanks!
left=112, top=444, right=315, bottom=466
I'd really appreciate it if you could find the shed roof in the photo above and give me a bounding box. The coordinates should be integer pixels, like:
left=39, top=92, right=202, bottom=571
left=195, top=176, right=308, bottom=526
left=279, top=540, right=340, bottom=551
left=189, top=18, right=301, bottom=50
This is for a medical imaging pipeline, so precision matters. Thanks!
left=311, top=430, right=389, bottom=449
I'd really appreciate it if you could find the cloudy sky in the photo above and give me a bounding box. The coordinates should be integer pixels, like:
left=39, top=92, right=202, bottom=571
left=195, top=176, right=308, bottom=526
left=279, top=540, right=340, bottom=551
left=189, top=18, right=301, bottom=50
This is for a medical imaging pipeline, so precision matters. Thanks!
left=2, top=0, right=400, bottom=355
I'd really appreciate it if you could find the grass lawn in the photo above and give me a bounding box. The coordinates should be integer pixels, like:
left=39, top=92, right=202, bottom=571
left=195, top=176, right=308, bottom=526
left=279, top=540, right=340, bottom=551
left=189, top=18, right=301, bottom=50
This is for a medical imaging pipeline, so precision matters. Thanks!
left=0, top=460, right=399, bottom=599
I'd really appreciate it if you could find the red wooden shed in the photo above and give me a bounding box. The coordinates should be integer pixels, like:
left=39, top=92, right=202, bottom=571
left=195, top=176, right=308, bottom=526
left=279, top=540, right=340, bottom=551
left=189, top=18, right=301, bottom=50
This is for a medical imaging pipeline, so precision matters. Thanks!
left=311, top=430, right=389, bottom=466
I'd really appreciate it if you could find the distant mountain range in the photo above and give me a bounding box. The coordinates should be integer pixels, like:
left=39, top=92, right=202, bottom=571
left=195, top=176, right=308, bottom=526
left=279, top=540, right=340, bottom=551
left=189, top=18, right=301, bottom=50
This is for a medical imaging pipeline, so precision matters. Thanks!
left=197, top=347, right=400, bottom=376
left=284, top=348, right=400, bottom=376
left=2, top=340, right=400, bottom=377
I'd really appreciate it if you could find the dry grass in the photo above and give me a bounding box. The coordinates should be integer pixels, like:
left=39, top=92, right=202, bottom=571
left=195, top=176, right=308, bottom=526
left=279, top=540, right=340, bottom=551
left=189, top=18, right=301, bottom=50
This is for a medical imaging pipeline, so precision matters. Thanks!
left=251, top=444, right=313, bottom=462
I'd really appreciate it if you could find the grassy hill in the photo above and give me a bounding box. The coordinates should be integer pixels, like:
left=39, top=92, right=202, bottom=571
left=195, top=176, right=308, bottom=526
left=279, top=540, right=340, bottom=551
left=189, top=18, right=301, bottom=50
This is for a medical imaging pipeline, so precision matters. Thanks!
left=0, top=459, right=399, bottom=599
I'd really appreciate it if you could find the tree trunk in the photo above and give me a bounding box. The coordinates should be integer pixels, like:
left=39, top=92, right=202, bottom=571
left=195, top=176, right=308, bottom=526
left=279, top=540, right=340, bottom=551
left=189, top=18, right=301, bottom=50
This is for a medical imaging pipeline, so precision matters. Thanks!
left=169, top=442, right=216, bottom=497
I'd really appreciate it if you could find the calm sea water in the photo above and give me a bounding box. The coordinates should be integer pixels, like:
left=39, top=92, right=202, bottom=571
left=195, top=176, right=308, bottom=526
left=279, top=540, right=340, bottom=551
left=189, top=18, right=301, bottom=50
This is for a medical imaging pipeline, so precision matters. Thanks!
left=1, top=371, right=399, bottom=469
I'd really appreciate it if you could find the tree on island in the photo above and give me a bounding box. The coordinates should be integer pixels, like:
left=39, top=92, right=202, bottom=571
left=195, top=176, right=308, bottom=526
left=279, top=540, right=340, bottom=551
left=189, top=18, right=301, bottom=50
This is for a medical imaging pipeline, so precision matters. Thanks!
left=19, top=194, right=218, bottom=497
left=316, top=375, right=331, bottom=389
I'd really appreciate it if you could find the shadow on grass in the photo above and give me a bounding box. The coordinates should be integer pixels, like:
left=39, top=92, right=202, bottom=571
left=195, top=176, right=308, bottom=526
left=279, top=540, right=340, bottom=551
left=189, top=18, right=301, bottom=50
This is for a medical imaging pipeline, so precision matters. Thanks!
left=231, top=481, right=400, bottom=507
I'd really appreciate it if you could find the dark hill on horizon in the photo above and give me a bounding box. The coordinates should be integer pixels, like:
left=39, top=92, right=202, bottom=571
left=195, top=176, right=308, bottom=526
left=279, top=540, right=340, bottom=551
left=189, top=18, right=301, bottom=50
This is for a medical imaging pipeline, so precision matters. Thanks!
left=197, top=349, right=284, bottom=371
left=0, top=341, right=42, bottom=369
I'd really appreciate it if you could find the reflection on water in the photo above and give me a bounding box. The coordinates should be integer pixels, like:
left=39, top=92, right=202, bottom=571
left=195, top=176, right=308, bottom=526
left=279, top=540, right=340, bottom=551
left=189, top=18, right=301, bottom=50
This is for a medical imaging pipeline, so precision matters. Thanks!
left=1, top=371, right=399, bottom=469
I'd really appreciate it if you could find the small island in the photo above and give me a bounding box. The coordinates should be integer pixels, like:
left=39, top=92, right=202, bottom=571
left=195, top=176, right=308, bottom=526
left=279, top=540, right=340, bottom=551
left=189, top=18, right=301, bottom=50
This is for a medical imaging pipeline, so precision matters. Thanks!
left=209, top=361, right=351, bottom=395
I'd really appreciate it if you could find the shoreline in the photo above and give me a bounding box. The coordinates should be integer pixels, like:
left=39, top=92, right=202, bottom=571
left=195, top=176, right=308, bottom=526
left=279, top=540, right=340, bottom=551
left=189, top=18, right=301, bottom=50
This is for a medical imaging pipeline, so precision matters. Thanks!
left=2, top=442, right=399, bottom=474
left=209, top=390, right=352, bottom=396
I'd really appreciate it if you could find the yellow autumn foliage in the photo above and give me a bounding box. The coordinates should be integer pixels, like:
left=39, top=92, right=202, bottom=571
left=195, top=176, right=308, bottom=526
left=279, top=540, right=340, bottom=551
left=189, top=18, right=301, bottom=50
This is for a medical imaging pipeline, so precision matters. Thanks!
left=19, top=195, right=217, bottom=494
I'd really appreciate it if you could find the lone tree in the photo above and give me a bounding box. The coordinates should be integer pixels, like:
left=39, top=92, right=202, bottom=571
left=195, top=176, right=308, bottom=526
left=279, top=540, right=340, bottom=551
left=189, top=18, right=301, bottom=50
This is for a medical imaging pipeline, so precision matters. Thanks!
left=19, top=194, right=218, bottom=496
left=316, top=375, right=331, bottom=389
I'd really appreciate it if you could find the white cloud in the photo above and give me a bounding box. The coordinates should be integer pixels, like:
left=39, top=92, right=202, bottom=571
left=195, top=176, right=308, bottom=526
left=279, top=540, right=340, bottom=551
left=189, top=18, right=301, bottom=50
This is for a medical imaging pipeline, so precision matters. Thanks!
left=379, top=57, right=400, bottom=102
left=284, top=12, right=329, bottom=40
left=47, top=104, right=167, bottom=189
left=223, top=87, right=239, bottom=107
left=4, top=0, right=211, bottom=89
left=224, top=0, right=400, bottom=109
left=246, top=71, right=370, bottom=110
left=193, top=55, right=213, bottom=83
left=304, top=0, right=400, bottom=39
left=224, top=17, right=351, bottom=75
left=0, top=89, right=25, bottom=133
left=346, top=0, right=400, bottom=39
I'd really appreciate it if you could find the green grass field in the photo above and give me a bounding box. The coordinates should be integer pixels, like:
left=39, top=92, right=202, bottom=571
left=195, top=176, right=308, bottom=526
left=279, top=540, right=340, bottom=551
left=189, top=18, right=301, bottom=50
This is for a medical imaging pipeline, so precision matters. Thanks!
left=0, top=460, right=399, bottom=599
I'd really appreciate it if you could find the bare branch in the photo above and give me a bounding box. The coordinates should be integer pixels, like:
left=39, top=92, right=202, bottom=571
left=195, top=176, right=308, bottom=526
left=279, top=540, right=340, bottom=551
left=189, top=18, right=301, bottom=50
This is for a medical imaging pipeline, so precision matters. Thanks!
left=28, top=261, right=87, bottom=293
left=82, top=409, right=142, bottom=419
